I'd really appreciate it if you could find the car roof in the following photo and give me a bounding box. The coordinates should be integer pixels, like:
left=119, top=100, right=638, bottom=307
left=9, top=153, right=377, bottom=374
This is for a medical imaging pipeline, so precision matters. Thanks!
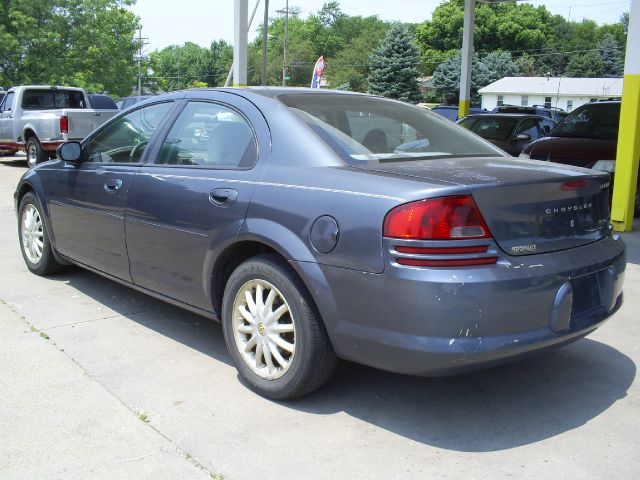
left=462, top=113, right=546, bottom=119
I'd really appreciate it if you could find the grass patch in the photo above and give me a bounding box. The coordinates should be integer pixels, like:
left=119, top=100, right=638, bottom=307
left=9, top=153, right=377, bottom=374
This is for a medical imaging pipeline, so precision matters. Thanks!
left=39, top=331, right=50, bottom=340
left=138, top=412, right=150, bottom=423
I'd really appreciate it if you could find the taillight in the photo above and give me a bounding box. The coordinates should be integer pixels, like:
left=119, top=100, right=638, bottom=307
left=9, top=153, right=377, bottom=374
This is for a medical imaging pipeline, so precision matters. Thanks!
left=60, top=115, right=69, bottom=134
left=383, top=195, right=492, bottom=240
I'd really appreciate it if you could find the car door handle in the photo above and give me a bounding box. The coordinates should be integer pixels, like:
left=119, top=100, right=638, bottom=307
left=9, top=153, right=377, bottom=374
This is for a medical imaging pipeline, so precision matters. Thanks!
left=104, top=179, right=123, bottom=193
left=209, top=188, right=238, bottom=206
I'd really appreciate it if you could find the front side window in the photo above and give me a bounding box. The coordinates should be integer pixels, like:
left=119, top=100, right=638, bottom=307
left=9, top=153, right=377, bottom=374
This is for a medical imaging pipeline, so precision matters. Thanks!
left=515, top=118, right=540, bottom=139
left=2, top=92, right=14, bottom=112
left=156, top=101, right=257, bottom=168
left=280, top=94, right=502, bottom=164
left=84, top=102, right=173, bottom=164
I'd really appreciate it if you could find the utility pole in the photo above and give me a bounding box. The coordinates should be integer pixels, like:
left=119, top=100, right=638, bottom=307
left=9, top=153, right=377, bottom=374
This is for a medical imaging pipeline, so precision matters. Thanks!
left=261, top=0, right=269, bottom=86
left=276, top=0, right=290, bottom=86
left=136, top=26, right=149, bottom=95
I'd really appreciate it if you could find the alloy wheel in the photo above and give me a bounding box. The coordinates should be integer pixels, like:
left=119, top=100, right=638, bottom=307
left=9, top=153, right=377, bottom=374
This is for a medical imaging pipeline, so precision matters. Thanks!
left=21, top=204, right=44, bottom=264
left=231, top=279, right=296, bottom=380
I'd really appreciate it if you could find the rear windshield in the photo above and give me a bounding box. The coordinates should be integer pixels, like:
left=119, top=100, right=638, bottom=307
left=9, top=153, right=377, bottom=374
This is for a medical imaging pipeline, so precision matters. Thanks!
left=459, top=116, right=518, bottom=141
left=279, top=94, right=502, bottom=164
left=550, top=103, right=620, bottom=140
left=21, top=89, right=86, bottom=110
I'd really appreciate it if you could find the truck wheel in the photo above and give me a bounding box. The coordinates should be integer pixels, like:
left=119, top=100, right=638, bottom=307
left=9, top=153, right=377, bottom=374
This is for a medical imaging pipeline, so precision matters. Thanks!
left=222, top=254, right=338, bottom=400
left=26, top=138, right=48, bottom=168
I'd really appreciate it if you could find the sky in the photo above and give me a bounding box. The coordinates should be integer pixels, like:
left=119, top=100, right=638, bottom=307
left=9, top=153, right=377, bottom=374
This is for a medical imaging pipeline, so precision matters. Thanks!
left=130, top=0, right=631, bottom=54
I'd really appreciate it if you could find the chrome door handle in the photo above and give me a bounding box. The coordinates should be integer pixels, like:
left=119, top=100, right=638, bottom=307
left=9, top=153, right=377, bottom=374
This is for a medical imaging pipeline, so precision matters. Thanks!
left=104, top=179, right=123, bottom=192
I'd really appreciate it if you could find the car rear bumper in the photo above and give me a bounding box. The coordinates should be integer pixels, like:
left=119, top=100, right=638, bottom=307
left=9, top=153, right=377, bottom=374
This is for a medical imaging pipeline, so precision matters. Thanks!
left=299, top=234, right=626, bottom=376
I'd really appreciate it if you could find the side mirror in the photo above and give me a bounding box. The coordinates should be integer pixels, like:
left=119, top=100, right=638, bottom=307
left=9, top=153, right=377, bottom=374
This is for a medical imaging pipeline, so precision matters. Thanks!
left=57, top=141, right=82, bottom=163
left=515, top=133, right=531, bottom=141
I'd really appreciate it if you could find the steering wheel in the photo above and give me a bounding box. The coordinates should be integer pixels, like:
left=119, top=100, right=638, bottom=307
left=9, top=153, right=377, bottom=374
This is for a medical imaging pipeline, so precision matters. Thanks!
left=129, top=139, right=149, bottom=162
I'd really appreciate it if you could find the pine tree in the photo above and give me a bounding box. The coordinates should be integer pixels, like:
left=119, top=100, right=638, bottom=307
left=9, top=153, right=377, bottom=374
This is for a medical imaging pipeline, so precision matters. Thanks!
left=598, top=33, right=624, bottom=77
left=367, top=24, right=422, bottom=103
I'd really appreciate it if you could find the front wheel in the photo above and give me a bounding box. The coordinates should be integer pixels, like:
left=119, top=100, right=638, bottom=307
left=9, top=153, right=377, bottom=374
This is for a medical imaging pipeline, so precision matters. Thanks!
left=26, top=137, right=48, bottom=168
left=222, top=254, right=337, bottom=399
left=18, top=192, right=63, bottom=275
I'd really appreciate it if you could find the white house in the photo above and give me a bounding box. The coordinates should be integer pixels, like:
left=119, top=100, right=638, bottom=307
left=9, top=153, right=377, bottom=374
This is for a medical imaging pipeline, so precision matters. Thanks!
left=478, top=77, right=623, bottom=112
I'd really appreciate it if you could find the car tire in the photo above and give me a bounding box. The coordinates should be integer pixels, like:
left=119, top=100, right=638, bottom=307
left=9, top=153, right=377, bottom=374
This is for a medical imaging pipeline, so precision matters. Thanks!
left=222, top=254, right=338, bottom=400
left=26, top=137, right=48, bottom=168
left=18, top=192, right=64, bottom=276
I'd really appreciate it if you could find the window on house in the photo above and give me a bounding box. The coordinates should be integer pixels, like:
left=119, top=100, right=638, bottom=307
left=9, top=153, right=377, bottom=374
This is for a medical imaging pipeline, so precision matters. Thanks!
left=521, top=95, right=528, bottom=107
left=497, top=95, right=504, bottom=106
left=566, top=100, right=573, bottom=112
left=544, top=96, right=552, bottom=108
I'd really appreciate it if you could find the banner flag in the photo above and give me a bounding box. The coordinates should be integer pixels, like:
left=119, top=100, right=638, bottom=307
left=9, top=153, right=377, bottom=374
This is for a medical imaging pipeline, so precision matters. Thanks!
left=311, top=56, right=325, bottom=88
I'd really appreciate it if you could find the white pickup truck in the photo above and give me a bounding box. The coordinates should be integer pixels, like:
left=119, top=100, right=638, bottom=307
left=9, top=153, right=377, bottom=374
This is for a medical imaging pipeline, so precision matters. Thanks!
left=0, top=85, right=119, bottom=167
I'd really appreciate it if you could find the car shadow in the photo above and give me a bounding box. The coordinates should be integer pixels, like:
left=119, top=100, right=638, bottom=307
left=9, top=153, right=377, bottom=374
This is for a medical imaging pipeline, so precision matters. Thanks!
left=49, top=267, right=635, bottom=453
left=0, top=159, right=27, bottom=168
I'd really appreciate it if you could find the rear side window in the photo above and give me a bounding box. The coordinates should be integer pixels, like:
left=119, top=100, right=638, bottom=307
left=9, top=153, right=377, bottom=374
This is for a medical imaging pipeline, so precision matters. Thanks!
left=155, top=101, right=258, bottom=169
left=21, top=89, right=86, bottom=109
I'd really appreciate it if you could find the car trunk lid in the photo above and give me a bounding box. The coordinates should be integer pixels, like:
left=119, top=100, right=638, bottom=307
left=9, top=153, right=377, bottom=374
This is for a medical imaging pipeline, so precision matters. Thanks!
left=354, top=157, right=612, bottom=255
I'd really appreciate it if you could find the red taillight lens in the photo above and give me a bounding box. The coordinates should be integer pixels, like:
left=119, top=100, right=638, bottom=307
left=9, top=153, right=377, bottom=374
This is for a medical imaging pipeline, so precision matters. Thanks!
left=561, top=179, right=589, bottom=190
left=383, top=195, right=492, bottom=240
left=60, top=115, right=69, bottom=134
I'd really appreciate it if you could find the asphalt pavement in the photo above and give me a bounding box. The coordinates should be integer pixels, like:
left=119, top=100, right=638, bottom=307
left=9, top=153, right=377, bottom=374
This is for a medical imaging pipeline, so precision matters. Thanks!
left=1, top=153, right=639, bottom=479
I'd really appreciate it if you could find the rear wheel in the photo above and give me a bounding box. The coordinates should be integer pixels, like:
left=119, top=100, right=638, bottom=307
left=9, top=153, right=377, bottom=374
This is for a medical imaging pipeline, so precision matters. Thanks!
left=222, top=254, right=337, bottom=399
left=26, top=137, right=48, bottom=168
left=18, top=192, right=63, bottom=275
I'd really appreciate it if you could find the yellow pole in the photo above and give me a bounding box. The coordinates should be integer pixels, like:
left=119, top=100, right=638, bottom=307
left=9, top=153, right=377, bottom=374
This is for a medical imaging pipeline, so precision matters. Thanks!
left=611, top=0, right=640, bottom=231
left=458, top=0, right=475, bottom=120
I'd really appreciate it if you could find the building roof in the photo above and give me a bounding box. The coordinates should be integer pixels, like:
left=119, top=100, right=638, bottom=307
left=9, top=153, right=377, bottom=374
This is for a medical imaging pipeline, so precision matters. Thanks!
left=478, top=77, right=623, bottom=97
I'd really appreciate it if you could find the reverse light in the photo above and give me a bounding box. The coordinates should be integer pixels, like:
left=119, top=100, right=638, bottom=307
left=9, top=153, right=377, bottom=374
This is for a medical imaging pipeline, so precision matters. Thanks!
left=383, top=195, right=492, bottom=240
left=60, top=115, right=69, bottom=134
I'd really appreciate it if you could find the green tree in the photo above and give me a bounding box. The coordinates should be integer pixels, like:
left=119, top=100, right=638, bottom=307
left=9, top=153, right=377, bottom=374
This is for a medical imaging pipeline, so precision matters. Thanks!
left=367, top=24, right=422, bottom=103
left=475, top=51, right=520, bottom=87
left=1, top=1, right=139, bottom=96
left=565, top=51, right=605, bottom=77
left=432, top=51, right=519, bottom=103
left=148, top=40, right=232, bottom=91
left=598, top=33, right=623, bottom=77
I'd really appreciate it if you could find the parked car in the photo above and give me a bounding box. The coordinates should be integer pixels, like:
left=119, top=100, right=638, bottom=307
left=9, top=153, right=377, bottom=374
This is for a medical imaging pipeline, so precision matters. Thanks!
left=457, top=113, right=556, bottom=156
left=0, top=85, right=119, bottom=167
left=520, top=100, right=639, bottom=217
left=493, top=104, right=568, bottom=123
left=86, top=93, right=118, bottom=110
left=116, top=94, right=156, bottom=110
left=15, top=88, right=626, bottom=399
left=430, top=104, right=486, bottom=121
left=0, top=89, right=17, bottom=156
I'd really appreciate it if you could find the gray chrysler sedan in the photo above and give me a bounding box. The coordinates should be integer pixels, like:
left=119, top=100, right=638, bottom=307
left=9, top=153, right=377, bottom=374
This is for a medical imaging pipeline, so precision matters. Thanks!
left=15, top=88, right=626, bottom=399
